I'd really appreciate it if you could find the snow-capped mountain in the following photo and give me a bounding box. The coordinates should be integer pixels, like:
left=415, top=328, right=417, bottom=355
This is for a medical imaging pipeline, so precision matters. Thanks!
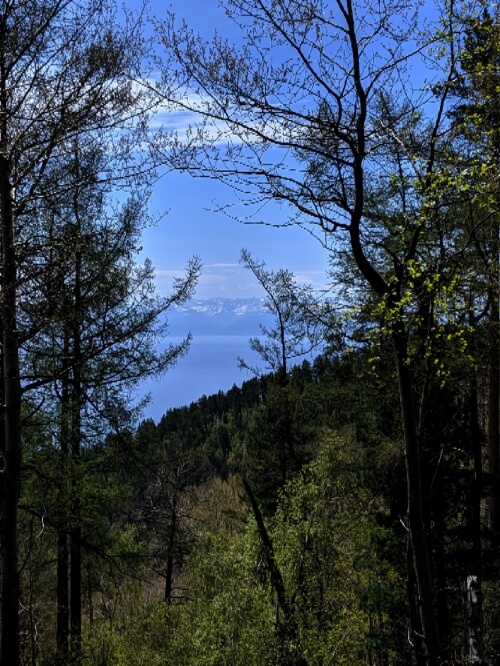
left=168, top=298, right=273, bottom=336
left=175, top=297, right=267, bottom=316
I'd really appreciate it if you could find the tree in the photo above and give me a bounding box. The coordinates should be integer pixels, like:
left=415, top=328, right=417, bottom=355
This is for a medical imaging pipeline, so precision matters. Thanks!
left=270, top=430, right=407, bottom=665
left=0, top=0, right=159, bottom=661
left=238, top=249, right=328, bottom=382
left=140, top=436, right=205, bottom=606
left=444, top=7, right=500, bottom=662
left=154, top=1, right=474, bottom=662
left=237, top=250, right=332, bottom=509
left=20, top=138, right=199, bottom=662
left=455, top=5, right=500, bottom=534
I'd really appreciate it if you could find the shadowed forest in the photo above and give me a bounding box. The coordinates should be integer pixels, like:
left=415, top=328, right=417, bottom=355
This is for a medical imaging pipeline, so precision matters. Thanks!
left=23, top=340, right=500, bottom=665
left=1, top=0, right=500, bottom=664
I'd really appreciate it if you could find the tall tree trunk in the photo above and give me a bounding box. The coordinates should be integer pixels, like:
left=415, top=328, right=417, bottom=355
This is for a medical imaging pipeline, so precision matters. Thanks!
left=57, top=529, right=70, bottom=658
left=487, top=258, right=500, bottom=538
left=393, top=327, right=440, bottom=666
left=0, top=145, right=21, bottom=666
left=433, top=479, right=449, bottom=651
left=468, top=357, right=484, bottom=665
left=164, top=497, right=177, bottom=604
left=70, top=517, right=81, bottom=661
left=486, top=237, right=500, bottom=665
left=70, top=223, right=83, bottom=663
left=242, top=478, right=308, bottom=666
left=57, top=335, right=70, bottom=660
left=0, top=11, right=22, bottom=660
left=407, top=540, right=427, bottom=666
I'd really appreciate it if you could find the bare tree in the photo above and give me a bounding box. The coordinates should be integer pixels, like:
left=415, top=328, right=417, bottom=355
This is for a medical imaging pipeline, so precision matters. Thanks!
left=154, top=1, right=465, bottom=662
left=238, top=248, right=328, bottom=383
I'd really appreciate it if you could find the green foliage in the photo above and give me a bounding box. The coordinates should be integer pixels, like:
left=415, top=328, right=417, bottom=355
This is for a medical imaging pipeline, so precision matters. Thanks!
left=15, top=5, right=500, bottom=660
left=176, top=530, right=278, bottom=665
left=271, top=431, right=407, bottom=665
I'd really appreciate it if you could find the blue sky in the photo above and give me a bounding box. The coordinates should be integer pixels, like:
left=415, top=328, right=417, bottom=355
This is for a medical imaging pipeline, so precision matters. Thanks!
left=129, top=0, right=333, bottom=417
left=137, top=0, right=439, bottom=302
left=132, top=0, right=441, bottom=416
left=137, top=0, right=331, bottom=300
left=142, top=170, right=330, bottom=299
left=132, top=0, right=439, bottom=298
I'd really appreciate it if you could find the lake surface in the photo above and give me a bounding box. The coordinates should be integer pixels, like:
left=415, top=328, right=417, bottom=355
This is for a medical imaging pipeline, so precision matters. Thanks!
left=139, top=335, right=264, bottom=422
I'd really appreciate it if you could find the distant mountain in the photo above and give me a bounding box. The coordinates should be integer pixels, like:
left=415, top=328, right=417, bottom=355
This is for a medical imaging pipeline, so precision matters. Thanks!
left=167, top=298, right=274, bottom=336
left=175, top=297, right=268, bottom=317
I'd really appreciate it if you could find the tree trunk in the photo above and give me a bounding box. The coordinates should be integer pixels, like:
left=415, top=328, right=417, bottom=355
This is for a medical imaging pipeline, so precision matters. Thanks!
left=57, top=529, right=70, bottom=658
left=393, top=328, right=440, bottom=665
left=242, top=478, right=308, bottom=666
left=487, top=264, right=500, bottom=537
left=70, top=519, right=82, bottom=661
left=164, top=497, right=177, bottom=604
left=468, top=361, right=484, bottom=665
left=467, top=576, right=484, bottom=666
left=433, top=479, right=449, bottom=650
left=57, top=335, right=70, bottom=659
left=69, top=223, right=83, bottom=663
left=0, top=141, right=22, bottom=666
left=407, top=539, right=427, bottom=666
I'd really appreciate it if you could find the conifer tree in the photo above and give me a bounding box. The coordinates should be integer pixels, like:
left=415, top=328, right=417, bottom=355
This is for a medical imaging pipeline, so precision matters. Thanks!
left=0, top=0, right=163, bottom=661
left=20, top=141, right=199, bottom=662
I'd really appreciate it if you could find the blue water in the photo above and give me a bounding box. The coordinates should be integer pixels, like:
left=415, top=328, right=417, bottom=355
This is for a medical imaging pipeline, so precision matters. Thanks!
left=139, top=335, right=264, bottom=422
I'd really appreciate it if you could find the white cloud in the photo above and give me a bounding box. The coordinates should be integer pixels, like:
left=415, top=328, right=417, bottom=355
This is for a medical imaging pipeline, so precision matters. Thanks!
left=205, top=262, right=239, bottom=269
left=145, top=82, right=289, bottom=151
left=153, top=262, right=329, bottom=300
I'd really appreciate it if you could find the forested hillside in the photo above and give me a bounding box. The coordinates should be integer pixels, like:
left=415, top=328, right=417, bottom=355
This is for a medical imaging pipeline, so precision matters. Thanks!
left=1, top=0, right=500, bottom=664
left=21, top=344, right=500, bottom=665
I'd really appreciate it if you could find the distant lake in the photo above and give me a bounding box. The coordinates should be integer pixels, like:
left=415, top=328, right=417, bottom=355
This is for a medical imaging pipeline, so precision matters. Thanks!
left=139, top=335, right=265, bottom=422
